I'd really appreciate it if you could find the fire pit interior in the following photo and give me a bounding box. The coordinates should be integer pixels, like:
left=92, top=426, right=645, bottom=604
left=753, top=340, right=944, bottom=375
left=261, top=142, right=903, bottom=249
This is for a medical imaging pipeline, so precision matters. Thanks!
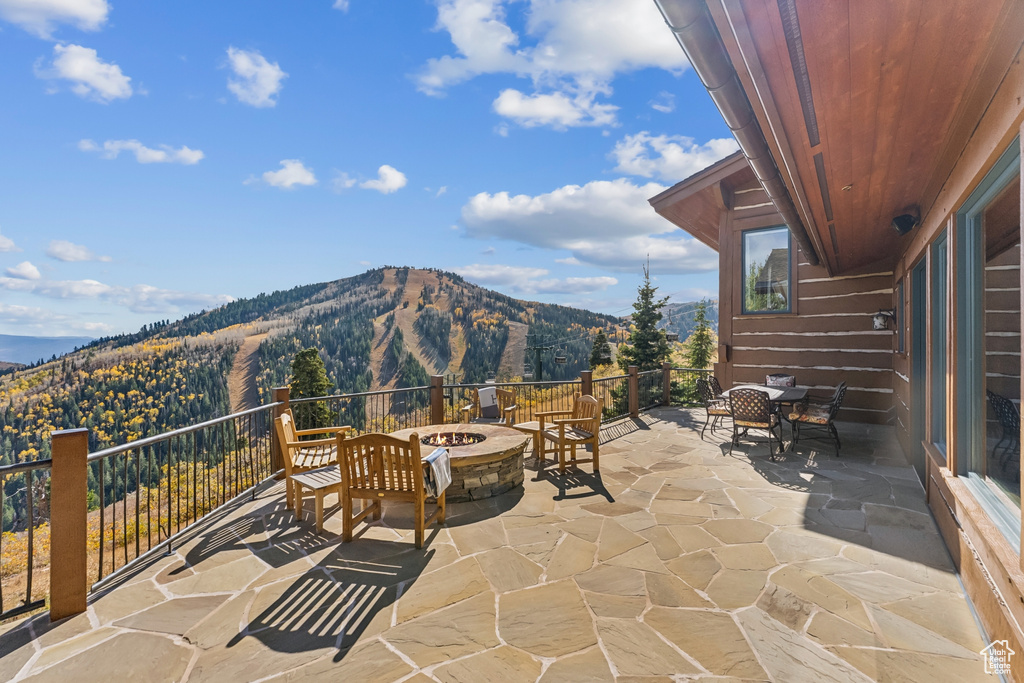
left=422, top=432, right=487, bottom=448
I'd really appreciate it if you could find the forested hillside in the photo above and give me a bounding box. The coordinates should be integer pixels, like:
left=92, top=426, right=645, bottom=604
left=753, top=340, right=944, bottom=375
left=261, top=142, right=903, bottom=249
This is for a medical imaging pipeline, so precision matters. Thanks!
left=0, top=265, right=635, bottom=532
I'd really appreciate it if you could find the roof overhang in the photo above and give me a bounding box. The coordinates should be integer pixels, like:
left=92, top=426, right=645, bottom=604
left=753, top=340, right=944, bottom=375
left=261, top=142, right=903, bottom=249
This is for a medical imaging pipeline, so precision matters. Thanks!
left=653, top=0, right=1024, bottom=275
left=649, top=151, right=750, bottom=251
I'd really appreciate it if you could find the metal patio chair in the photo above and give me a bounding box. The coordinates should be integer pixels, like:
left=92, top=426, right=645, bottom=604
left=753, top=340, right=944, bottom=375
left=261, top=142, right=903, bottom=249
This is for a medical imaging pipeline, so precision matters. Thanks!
left=697, top=377, right=730, bottom=440
left=788, top=382, right=848, bottom=454
left=729, top=388, right=783, bottom=459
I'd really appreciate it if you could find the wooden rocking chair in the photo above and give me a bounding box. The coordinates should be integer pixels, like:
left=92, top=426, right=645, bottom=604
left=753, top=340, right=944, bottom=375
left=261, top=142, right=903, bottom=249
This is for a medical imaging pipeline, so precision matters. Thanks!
left=339, top=432, right=445, bottom=548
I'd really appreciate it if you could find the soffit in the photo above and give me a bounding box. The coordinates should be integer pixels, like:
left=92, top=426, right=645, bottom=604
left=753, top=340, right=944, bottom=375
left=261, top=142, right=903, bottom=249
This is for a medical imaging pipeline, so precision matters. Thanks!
left=712, top=0, right=1024, bottom=274
left=649, top=151, right=753, bottom=251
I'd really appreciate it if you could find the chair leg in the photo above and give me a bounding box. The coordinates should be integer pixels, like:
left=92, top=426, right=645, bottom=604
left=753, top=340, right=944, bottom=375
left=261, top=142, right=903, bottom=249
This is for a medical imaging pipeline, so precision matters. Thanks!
left=415, top=499, right=425, bottom=549
left=437, top=491, right=446, bottom=524
left=592, top=439, right=599, bottom=472
left=701, top=412, right=710, bottom=440
left=315, top=491, right=325, bottom=533
left=341, top=489, right=352, bottom=543
left=830, top=423, right=841, bottom=454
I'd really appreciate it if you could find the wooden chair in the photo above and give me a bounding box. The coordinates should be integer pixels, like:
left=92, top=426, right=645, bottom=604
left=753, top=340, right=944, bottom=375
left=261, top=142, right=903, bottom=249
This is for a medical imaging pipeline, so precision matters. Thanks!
left=729, top=388, right=783, bottom=460
left=539, top=394, right=602, bottom=474
left=697, top=377, right=730, bottom=440
left=462, top=387, right=517, bottom=426
left=274, top=411, right=351, bottom=512
left=339, top=432, right=445, bottom=549
left=789, top=383, right=848, bottom=454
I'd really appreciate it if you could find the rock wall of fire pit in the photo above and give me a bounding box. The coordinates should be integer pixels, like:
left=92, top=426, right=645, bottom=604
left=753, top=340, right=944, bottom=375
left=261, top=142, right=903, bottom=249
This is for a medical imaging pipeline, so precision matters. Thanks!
left=390, top=423, right=530, bottom=504
left=448, top=450, right=524, bottom=502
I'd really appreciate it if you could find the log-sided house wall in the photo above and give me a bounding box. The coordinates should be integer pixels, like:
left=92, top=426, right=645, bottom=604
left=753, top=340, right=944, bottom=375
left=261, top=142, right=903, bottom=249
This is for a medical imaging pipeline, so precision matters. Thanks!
left=650, top=0, right=1024, bottom=672
left=651, top=161, right=896, bottom=425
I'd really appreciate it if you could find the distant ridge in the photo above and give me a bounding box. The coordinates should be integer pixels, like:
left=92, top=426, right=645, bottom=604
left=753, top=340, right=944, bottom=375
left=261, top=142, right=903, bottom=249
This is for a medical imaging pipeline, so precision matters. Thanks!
left=0, top=334, right=93, bottom=365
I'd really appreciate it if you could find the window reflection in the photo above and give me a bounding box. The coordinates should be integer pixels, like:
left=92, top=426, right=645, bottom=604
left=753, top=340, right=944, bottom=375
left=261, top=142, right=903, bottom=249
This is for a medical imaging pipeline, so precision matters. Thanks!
left=982, top=176, right=1020, bottom=508
left=743, top=227, right=790, bottom=313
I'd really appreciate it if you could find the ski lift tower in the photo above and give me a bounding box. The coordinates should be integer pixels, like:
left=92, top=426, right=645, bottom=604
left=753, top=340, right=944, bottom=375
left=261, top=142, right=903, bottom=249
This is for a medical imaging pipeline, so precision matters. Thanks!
left=525, top=334, right=555, bottom=381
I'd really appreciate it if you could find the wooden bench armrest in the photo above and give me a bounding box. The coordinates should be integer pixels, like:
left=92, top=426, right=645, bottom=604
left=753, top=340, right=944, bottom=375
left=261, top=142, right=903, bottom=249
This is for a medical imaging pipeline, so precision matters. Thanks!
left=551, top=417, right=599, bottom=428
left=294, top=425, right=351, bottom=437
left=286, top=437, right=337, bottom=449
left=536, top=409, right=572, bottom=417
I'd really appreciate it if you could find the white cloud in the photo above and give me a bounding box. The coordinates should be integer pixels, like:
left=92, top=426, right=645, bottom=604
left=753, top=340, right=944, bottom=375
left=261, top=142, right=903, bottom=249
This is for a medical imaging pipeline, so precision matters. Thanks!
left=454, top=263, right=617, bottom=295
left=493, top=88, right=616, bottom=129
left=46, top=239, right=110, bottom=262
left=360, top=165, right=407, bottom=194
left=481, top=246, right=496, bottom=255
left=0, top=276, right=233, bottom=314
left=5, top=261, right=41, bottom=280
left=461, top=178, right=718, bottom=273
left=417, top=0, right=687, bottom=129
left=78, top=138, right=204, bottom=165
left=226, top=47, right=287, bottom=108
left=436, top=186, right=448, bottom=197
left=331, top=172, right=357, bottom=192
left=256, top=159, right=317, bottom=189
left=555, top=256, right=581, bottom=265
left=0, top=229, right=18, bottom=253
left=611, top=132, right=739, bottom=182
left=0, top=0, right=109, bottom=39
left=333, top=0, right=349, bottom=10
left=649, top=91, right=675, bottom=113
left=0, top=303, right=112, bottom=334
left=37, top=43, right=132, bottom=102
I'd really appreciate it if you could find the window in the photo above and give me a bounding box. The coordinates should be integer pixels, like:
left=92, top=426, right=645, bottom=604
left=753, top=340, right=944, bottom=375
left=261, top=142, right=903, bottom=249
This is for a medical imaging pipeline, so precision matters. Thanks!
left=930, top=231, right=947, bottom=454
left=896, top=279, right=905, bottom=355
left=742, top=226, right=791, bottom=313
left=956, top=140, right=1021, bottom=551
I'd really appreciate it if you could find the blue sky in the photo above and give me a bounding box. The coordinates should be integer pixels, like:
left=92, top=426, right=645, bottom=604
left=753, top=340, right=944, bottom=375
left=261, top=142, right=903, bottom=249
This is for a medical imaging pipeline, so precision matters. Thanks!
left=0, top=0, right=737, bottom=338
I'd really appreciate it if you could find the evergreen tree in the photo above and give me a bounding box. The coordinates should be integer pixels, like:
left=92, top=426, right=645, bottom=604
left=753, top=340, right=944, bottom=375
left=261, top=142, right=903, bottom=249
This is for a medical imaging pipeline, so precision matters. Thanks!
left=617, top=265, right=670, bottom=372
left=290, top=348, right=334, bottom=428
left=684, top=299, right=715, bottom=369
left=589, top=329, right=612, bottom=369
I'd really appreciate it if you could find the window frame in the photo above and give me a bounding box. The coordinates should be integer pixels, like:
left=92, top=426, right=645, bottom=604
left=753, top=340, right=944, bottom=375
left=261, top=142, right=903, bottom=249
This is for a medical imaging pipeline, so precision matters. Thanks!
left=740, top=225, right=792, bottom=315
left=954, top=139, right=1021, bottom=552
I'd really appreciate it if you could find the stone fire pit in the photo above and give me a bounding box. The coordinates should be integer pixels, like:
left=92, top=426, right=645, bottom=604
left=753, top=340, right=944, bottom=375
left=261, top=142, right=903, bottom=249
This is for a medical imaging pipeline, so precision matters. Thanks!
left=391, top=423, right=529, bottom=503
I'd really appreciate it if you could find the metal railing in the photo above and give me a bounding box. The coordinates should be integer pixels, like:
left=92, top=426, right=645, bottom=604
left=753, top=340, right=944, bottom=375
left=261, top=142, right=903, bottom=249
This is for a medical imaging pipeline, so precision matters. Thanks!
left=638, top=369, right=664, bottom=410
left=291, top=386, right=432, bottom=434
left=592, top=374, right=630, bottom=422
left=669, top=367, right=714, bottom=406
left=444, top=379, right=581, bottom=424
left=86, top=403, right=280, bottom=588
left=0, top=459, right=51, bottom=620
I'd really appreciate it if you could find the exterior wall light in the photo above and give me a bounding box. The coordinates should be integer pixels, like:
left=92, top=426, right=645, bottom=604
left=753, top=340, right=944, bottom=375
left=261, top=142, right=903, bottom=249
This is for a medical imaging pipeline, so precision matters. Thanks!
left=873, top=309, right=896, bottom=331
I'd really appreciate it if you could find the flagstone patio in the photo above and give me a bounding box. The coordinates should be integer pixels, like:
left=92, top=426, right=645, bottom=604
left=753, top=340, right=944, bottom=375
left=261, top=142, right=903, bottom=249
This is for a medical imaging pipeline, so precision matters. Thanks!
left=0, top=407, right=996, bottom=682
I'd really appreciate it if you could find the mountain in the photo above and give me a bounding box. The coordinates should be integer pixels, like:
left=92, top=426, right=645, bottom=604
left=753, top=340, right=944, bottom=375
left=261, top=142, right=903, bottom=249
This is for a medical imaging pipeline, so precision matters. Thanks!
left=1, top=267, right=623, bottom=468
left=657, top=300, right=719, bottom=340
left=0, top=334, right=93, bottom=365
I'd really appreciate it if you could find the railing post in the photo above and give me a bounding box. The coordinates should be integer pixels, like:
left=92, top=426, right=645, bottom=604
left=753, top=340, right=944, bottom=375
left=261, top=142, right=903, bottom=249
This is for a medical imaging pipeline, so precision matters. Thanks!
left=662, top=362, right=672, bottom=406
left=272, top=387, right=290, bottom=476
left=50, top=428, right=89, bottom=621
left=580, top=370, right=593, bottom=397
left=430, top=375, right=445, bottom=425
left=628, top=365, right=639, bottom=418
